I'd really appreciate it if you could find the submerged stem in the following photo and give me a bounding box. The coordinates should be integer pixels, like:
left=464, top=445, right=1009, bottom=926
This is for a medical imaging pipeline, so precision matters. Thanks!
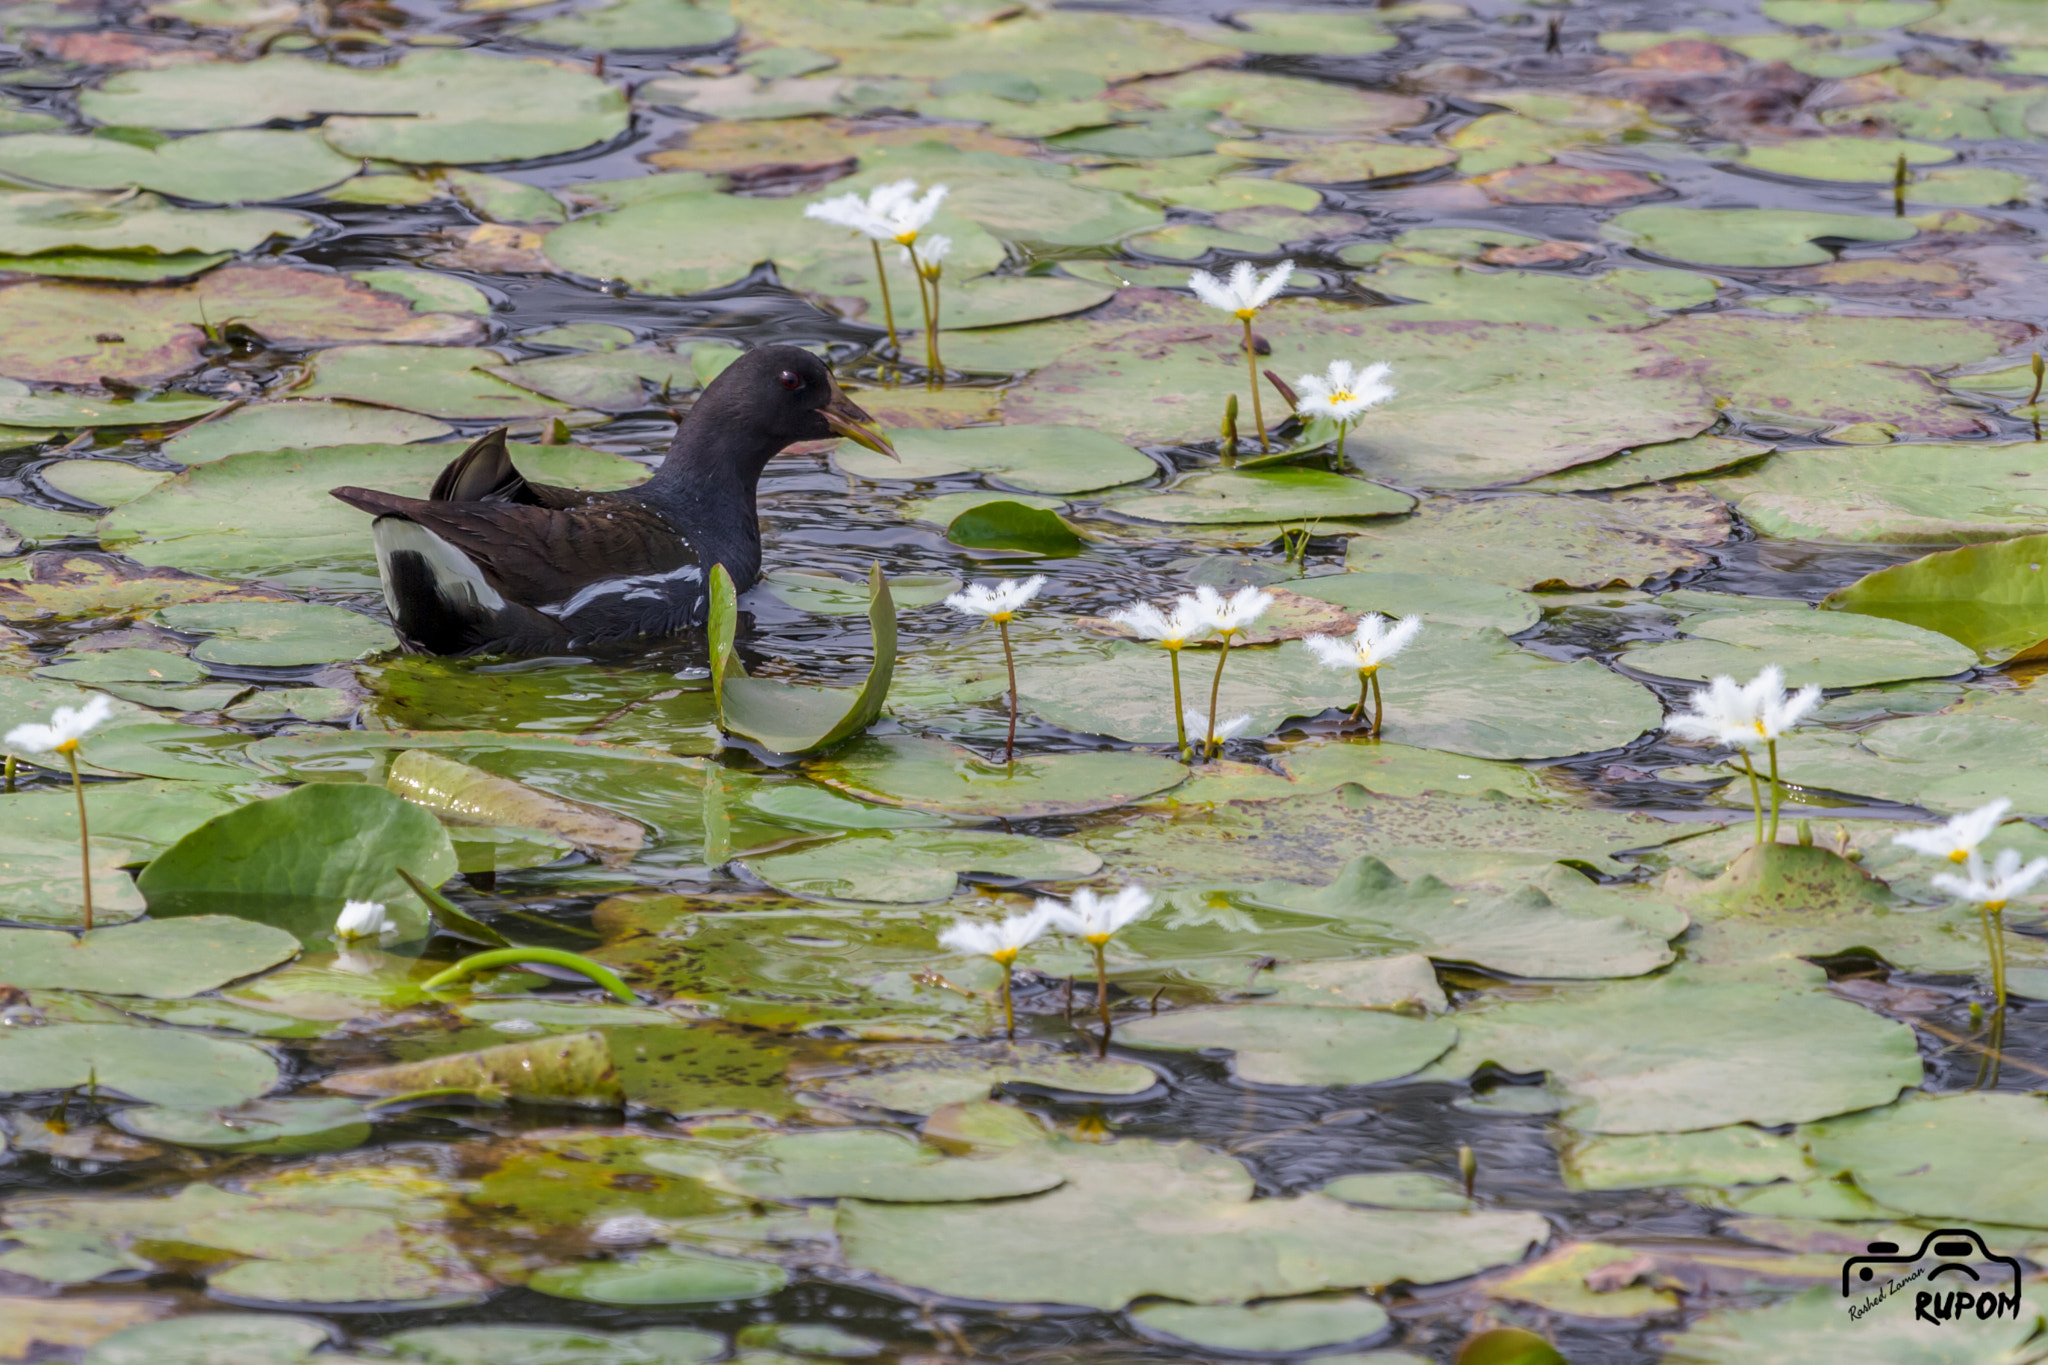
left=868, top=238, right=899, bottom=356
left=998, top=618, right=1019, bottom=764
left=1241, top=316, right=1269, bottom=452
left=66, top=747, right=90, bottom=933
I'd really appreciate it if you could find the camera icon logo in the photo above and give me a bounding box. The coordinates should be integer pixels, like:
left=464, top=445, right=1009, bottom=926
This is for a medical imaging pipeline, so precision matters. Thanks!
left=1841, top=1229, right=2023, bottom=1326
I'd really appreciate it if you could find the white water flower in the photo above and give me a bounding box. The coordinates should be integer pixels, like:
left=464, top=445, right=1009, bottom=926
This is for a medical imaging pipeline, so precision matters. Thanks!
left=1305, top=613, right=1422, bottom=675
left=1188, top=259, right=1294, bottom=319
left=945, top=575, right=1047, bottom=623
left=903, top=232, right=951, bottom=275
left=1296, top=359, right=1396, bottom=425
left=334, top=899, right=397, bottom=942
left=805, top=179, right=948, bottom=244
left=1186, top=707, right=1252, bottom=743
left=1663, top=665, right=1821, bottom=750
left=5, top=694, right=114, bottom=754
left=1894, top=799, right=2013, bottom=865
left=940, top=907, right=1054, bottom=965
left=1106, top=599, right=1211, bottom=649
left=1933, top=847, right=2048, bottom=909
left=1045, top=885, right=1154, bottom=947
left=1189, top=584, right=1273, bottom=637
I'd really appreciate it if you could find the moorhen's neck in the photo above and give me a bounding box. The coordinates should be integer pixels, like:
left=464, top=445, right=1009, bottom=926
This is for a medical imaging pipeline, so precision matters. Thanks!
left=637, top=413, right=787, bottom=585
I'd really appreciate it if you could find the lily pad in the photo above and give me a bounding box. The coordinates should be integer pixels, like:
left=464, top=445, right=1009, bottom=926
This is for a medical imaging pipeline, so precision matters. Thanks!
left=1111, top=469, right=1414, bottom=525
left=0, top=1023, right=279, bottom=1107
left=1418, top=974, right=1922, bottom=1133
left=1660, top=1284, right=2039, bottom=1362
left=1287, top=572, right=1542, bottom=635
left=811, top=1043, right=1160, bottom=1113
left=82, top=1315, right=330, bottom=1365
left=326, top=1031, right=622, bottom=1106
left=945, top=499, right=1082, bottom=556
left=1623, top=604, right=1978, bottom=686
left=1247, top=854, right=1681, bottom=978
left=101, top=441, right=644, bottom=590
left=111, top=1096, right=370, bottom=1155
left=379, top=1326, right=727, bottom=1365
left=0, top=190, right=310, bottom=266
left=0, top=129, right=359, bottom=203
left=1800, top=1092, right=2048, bottom=1228
left=1520, top=434, right=1773, bottom=493
left=1119, top=1005, right=1458, bottom=1085
left=160, top=401, right=454, bottom=465
left=157, top=600, right=397, bottom=666
left=1737, top=137, right=1952, bottom=183
left=80, top=50, right=630, bottom=165
left=40, top=461, right=171, bottom=508
left=136, top=782, right=458, bottom=944
left=740, top=830, right=1099, bottom=903
left=712, top=563, right=895, bottom=755
left=1131, top=1297, right=1392, bottom=1352
left=1564, top=1125, right=1813, bottom=1191
left=0, top=264, right=484, bottom=387
left=0, top=917, right=298, bottom=997
left=529, top=1247, right=787, bottom=1305
left=293, top=345, right=571, bottom=420
left=761, top=569, right=961, bottom=615
left=809, top=735, right=1188, bottom=818
left=515, top=0, right=738, bottom=50
left=1824, top=532, right=2048, bottom=658
left=386, top=749, right=644, bottom=861
left=716, top=1128, right=1064, bottom=1202
left=839, top=1136, right=1546, bottom=1308
left=1603, top=206, right=1918, bottom=268
left=836, top=424, right=1156, bottom=495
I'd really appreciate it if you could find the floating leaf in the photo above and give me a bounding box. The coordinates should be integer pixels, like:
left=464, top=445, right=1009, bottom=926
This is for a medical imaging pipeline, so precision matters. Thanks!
left=1737, top=136, right=1952, bottom=183
left=809, top=735, right=1188, bottom=818
left=378, top=1326, right=727, bottom=1365
left=515, top=0, right=739, bottom=49
left=0, top=917, right=298, bottom=997
left=740, top=829, right=1099, bottom=903
left=157, top=600, right=398, bottom=666
left=1131, top=1297, right=1392, bottom=1352
left=293, top=345, right=572, bottom=420
left=82, top=1315, right=330, bottom=1365
left=715, top=1128, right=1064, bottom=1202
left=137, top=783, right=458, bottom=944
left=1623, top=603, right=1978, bottom=685
left=944, top=499, right=1082, bottom=556
left=1824, top=532, right=2048, bottom=659
left=1287, top=572, right=1542, bottom=635
left=1602, top=205, right=1918, bottom=267
left=760, top=569, right=961, bottom=615
left=325, top=1031, right=622, bottom=1106
left=162, top=402, right=454, bottom=465
left=1800, top=1092, right=2048, bottom=1228
left=1110, top=469, right=1414, bottom=525
left=810, top=1043, right=1160, bottom=1114
left=1660, top=1284, right=2038, bottom=1362
left=529, top=1247, right=787, bottom=1305
left=835, top=424, right=1156, bottom=494
left=711, top=563, right=897, bottom=755
left=0, top=1023, right=279, bottom=1107
left=111, top=1097, right=370, bottom=1155
left=386, top=749, right=645, bottom=861
left=0, top=129, right=359, bottom=203
left=1119, top=1005, right=1458, bottom=1085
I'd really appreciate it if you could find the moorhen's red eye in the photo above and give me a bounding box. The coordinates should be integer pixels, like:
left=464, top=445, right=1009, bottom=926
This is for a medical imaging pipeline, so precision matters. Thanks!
left=779, top=370, right=803, bottom=391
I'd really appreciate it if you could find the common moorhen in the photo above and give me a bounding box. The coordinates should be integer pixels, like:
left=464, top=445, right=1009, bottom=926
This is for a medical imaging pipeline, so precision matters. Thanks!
left=330, top=345, right=897, bottom=656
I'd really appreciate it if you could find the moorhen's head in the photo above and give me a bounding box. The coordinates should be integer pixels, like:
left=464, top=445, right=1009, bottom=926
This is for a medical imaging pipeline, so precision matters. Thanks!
left=693, top=345, right=897, bottom=465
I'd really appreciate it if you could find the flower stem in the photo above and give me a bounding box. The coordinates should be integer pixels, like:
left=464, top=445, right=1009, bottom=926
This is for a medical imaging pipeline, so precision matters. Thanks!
left=868, top=239, right=899, bottom=356
left=1168, top=646, right=1190, bottom=761
left=1353, top=672, right=1368, bottom=722
left=1371, top=670, right=1384, bottom=739
left=1738, top=750, right=1764, bottom=847
left=928, top=272, right=944, bottom=386
left=913, top=260, right=938, bottom=388
left=1767, top=738, right=1782, bottom=844
left=421, top=947, right=636, bottom=1003
left=66, top=747, right=91, bottom=932
left=998, top=618, right=1019, bottom=764
left=1993, top=906, right=2009, bottom=1010
left=1001, top=963, right=1015, bottom=1039
left=1332, top=422, right=1347, bottom=474
left=1093, top=941, right=1110, bottom=1056
left=1241, top=316, right=1269, bottom=453
left=1205, top=634, right=1233, bottom=758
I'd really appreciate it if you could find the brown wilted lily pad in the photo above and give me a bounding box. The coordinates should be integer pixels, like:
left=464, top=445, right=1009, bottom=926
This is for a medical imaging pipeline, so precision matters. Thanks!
left=1473, top=164, right=1664, bottom=205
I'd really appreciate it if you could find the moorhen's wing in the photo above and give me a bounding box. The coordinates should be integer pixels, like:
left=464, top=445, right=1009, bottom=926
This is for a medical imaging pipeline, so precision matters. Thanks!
left=425, top=427, right=589, bottom=510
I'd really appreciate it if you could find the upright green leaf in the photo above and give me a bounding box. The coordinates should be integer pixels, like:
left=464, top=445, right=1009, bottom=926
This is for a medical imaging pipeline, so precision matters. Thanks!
left=712, top=564, right=898, bottom=754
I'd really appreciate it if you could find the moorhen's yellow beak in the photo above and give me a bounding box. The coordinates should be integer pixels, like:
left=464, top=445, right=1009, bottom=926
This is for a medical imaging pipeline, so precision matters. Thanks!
left=822, top=383, right=898, bottom=460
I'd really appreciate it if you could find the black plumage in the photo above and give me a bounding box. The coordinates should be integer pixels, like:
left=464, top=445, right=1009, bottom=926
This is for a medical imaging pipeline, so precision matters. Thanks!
left=330, top=345, right=896, bottom=656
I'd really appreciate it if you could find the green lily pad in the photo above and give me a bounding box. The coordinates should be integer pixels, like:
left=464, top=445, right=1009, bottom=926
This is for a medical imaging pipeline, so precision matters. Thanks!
left=1602, top=206, right=1918, bottom=267
left=1119, top=1005, right=1458, bottom=1086
left=1661, top=1284, right=2038, bottom=1362
left=1247, top=854, right=1680, bottom=978
left=1737, top=137, right=1952, bottom=183
left=0, top=190, right=309, bottom=262
left=136, top=782, right=458, bottom=945
left=1322, top=1171, right=1474, bottom=1210
left=80, top=50, right=630, bottom=165
left=712, top=563, right=895, bottom=755
left=1287, top=572, right=1541, bottom=635
left=836, top=424, right=1156, bottom=495
left=326, top=1031, right=623, bottom=1106
left=1705, top=443, right=2048, bottom=545
left=0, top=394, right=223, bottom=428
left=810, top=1043, right=1160, bottom=1113
left=386, top=749, right=644, bottom=861
left=1519, top=434, right=1773, bottom=493
left=1344, top=490, right=1733, bottom=591
left=353, top=266, right=497, bottom=315
left=0, top=129, right=359, bottom=203
left=740, top=829, right=1099, bottom=903
left=110, top=1096, right=370, bottom=1155
left=945, top=500, right=1082, bottom=556
left=38, top=646, right=204, bottom=685
left=0, top=264, right=485, bottom=387
left=839, top=1137, right=1546, bottom=1308
left=1564, top=1125, right=1815, bottom=1192
left=1358, top=261, right=1716, bottom=331
left=156, top=600, right=397, bottom=666
left=293, top=345, right=572, bottom=420
left=40, top=461, right=172, bottom=508
left=517, top=0, right=736, bottom=47
left=0, top=917, right=298, bottom=997
left=161, top=401, right=454, bottom=465
left=0, top=1023, right=280, bottom=1107
left=1824, top=532, right=2048, bottom=658
left=83, top=1315, right=330, bottom=1365
left=809, top=735, right=1188, bottom=818
left=1623, top=604, right=1978, bottom=686
left=716, top=1128, right=1063, bottom=1202
left=1111, top=469, right=1414, bottom=525
left=1801, top=1092, right=2048, bottom=1228
left=101, top=441, right=644, bottom=590
left=761, top=569, right=961, bottom=614
left=1132, top=1297, right=1392, bottom=1352
left=529, top=1247, right=787, bottom=1305
left=0, top=777, right=256, bottom=924
left=1418, top=975, right=1922, bottom=1133
left=379, top=1326, right=727, bottom=1365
